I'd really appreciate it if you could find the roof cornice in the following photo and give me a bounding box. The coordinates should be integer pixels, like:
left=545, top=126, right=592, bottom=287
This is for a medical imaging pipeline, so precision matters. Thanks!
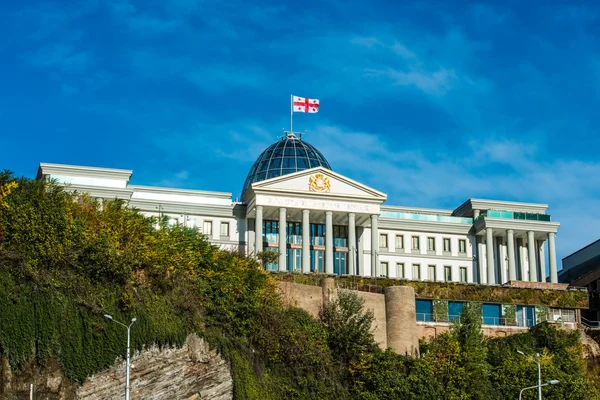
left=381, top=205, right=454, bottom=216
left=130, top=185, right=232, bottom=199
left=38, top=163, right=132, bottom=182
left=474, top=217, right=560, bottom=234
left=453, top=198, right=548, bottom=216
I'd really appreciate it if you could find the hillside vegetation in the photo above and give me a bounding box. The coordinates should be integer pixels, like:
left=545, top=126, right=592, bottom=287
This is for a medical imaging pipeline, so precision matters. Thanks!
left=0, top=171, right=598, bottom=399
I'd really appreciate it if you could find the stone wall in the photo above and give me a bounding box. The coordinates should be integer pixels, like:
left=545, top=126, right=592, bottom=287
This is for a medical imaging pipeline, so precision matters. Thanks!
left=506, top=281, right=570, bottom=290
left=0, top=334, right=233, bottom=400
left=278, top=280, right=323, bottom=318
left=277, top=279, right=420, bottom=355
left=78, top=334, right=232, bottom=400
left=353, top=289, right=388, bottom=348
left=418, top=323, right=530, bottom=340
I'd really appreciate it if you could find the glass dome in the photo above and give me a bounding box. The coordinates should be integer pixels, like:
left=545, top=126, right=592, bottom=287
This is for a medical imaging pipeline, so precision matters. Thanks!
left=242, top=133, right=332, bottom=194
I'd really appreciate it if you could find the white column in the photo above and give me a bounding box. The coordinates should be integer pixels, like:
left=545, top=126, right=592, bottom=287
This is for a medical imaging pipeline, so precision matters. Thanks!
left=302, top=210, right=310, bottom=273
left=548, top=232, right=558, bottom=283
left=278, top=208, right=287, bottom=272
left=473, top=209, right=480, bottom=219
left=486, top=228, right=495, bottom=284
left=325, top=211, right=333, bottom=274
left=507, top=229, right=516, bottom=281
left=527, top=231, right=537, bottom=282
left=348, top=213, right=356, bottom=276
left=255, top=206, right=263, bottom=253
left=538, top=240, right=546, bottom=282
left=357, top=227, right=364, bottom=276
left=518, top=239, right=527, bottom=281
left=477, top=237, right=486, bottom=283
left=371, top=214, right=379, bottom=277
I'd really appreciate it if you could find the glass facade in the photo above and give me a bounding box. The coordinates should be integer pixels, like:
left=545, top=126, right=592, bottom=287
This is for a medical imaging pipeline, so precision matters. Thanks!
left=242, top=133, right=332, bottom=194
left=516, top=305, right=535, bottom=327
left=262, top=220, right=349, bottom=275
left=381, top=211, right=473, bottom=224
left=416, top=299, right=433, bottom=322
left=448, top=301, right=464, bottom=322
left=482, top=304, right=502, bottom=325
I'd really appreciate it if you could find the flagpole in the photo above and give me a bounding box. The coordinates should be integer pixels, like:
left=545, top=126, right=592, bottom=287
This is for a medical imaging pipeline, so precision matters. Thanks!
left=290, top=94, right=293, bottom=133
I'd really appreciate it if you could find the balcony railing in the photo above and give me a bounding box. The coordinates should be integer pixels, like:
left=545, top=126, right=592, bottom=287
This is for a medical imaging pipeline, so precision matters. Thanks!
left=416, top=313, right=535, bottom=327
left=381, top=211, right=473, bottom=224
left=475, top=210, right=551, bottom=222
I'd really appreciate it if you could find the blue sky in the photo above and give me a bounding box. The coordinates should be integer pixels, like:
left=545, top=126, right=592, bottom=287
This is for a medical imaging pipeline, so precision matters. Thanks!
left=1, top=0, right=599, bottom=267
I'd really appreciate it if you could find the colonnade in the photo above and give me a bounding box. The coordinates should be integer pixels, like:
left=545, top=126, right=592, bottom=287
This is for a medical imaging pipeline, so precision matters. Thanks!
left=479, top=227, right=558, bottom=284
left=253, top=206, right=377, bottom=275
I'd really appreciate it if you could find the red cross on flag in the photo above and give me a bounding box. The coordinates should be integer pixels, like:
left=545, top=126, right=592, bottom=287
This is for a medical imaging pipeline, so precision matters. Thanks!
left=293, top=95, right=320, bottom=113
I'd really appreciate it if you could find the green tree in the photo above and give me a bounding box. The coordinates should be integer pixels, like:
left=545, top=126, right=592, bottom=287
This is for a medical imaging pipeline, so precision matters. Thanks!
left=319, top=290, right=378, bottom=366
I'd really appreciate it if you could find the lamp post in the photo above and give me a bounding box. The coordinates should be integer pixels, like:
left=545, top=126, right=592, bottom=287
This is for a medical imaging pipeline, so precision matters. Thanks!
left=517, top=350, right=542, bottom=399
left=519, top=380, right=559, bottom=400
left=104, top=314, right=136, bottom=400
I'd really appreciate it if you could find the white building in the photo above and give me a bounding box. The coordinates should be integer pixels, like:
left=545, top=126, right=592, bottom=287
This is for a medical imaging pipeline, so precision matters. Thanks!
left=37, top=132, right=560, bottom=285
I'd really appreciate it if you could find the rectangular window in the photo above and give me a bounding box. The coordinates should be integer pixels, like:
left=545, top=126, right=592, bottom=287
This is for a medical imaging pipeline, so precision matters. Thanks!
left=427, top=237, right=435, bottom=251
left=459, top=267, right=467, bottom=283
left=459, top=239, right=467, bottom=253
left=416, top=299, right=433, bottom=322
left=379, top=233, right=388, bottom=248
left=443, top=238, right=451, bottom=252
left=444, top=266, right=452, bottom=281
left=482, top=304, right=502, bottom=326
left=412, top=264, right=421, bottom=280
left=412, top=236, right=420, bottom=250
left=396, top=263, right=405, bottom=278
left=380, top=261, right=388, bottom=277
left=220, top=222, right=230, bottom=237
left=428, top=265, right=436, bottom=281
left=448, top=301, right=464, bottom=323
left=203, top=220, right=213, bottom=236
left=395, top=235, right=404, bottom=250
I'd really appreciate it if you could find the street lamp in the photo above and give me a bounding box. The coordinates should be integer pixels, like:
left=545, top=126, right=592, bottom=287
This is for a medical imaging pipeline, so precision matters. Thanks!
left=104, top=314, right=136, bottom=400
left=517, top=350, right=542, bottom=400
left=519, top=380, right=559, bottom=400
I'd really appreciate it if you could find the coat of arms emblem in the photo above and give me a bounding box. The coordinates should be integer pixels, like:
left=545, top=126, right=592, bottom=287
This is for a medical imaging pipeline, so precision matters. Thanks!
left=308, top=173, right=331, bottom=192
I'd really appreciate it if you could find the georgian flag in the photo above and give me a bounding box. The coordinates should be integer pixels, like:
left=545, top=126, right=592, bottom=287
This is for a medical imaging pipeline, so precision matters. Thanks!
left=293, top=96, right=320, bottom=113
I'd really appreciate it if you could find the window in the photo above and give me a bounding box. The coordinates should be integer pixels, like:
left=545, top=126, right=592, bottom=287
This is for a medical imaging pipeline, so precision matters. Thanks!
left=203, top=220, right=213, bottom=236
left=459, top=239, right=467, bottom=253
left=443, top=238, right=451, bottom=252
left=427, top=237, right=435, bottom=251
left=444, top=266, right=452, bottom=281
left=416, top=299, right=433, bottom=322
left=220, top=222, right=230, bottom=237
left=412, top=264, right=421, bottom=280
left=379, top=233, right=388, bottom=248
left=395, top=235, right=404, bottom=250
left=448, top=302, right=464, bottom=322
left=396, top=263, right=405, bottom=278
left=412, top=236, right=420, bottom=250
left=459, top=267, right=467, bottom=283
left=482, top=304, right=502, bottom=326
left=428, top=265, right=436, bottom=281
left=380, top=261, right=388, bottom=277
left=550, top=308, right=576, bottom=323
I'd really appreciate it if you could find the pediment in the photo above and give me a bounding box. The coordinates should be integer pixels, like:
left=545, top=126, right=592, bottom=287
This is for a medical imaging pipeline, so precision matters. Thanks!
left=249, top=167, right=387, bottom=202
